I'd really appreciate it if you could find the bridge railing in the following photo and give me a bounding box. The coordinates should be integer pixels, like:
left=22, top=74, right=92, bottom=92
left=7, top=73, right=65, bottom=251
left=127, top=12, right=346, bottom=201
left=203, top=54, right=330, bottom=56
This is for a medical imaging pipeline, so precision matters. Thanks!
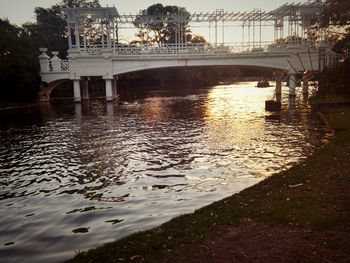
left=80, top=45, right=103, bottom=55
left=48, top=59, right=70, bottom=72
left=60, top=60, right=70, bottom=71
left=78, top=42, right=279, bottom=56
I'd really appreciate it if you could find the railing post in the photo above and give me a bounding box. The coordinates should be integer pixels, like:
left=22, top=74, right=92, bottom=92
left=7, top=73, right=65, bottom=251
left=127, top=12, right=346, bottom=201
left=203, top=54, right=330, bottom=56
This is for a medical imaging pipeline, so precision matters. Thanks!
left=68, top=25, right=72, bottom=50
left=38, top=48, right=50, bottom=73
left=107, top=25, right=111, bottom=49
left=74, top=24, right=80, bottom=49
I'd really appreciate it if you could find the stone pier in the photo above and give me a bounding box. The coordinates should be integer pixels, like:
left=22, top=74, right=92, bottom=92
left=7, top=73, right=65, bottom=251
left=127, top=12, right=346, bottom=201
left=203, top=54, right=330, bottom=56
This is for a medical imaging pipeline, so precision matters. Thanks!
left=73, top=79, right=81, bottom=102
left=289, top=73, right=296, bottom=97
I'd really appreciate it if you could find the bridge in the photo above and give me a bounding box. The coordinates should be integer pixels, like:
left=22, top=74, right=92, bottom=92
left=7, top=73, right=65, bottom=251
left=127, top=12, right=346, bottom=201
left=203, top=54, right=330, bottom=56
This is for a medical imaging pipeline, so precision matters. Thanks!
left=38, top=1, right=339, bottom=102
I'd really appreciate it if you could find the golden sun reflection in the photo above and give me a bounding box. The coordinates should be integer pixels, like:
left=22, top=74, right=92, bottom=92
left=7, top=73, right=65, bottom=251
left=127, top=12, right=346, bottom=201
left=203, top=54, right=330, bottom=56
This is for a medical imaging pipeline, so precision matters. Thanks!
left=141, top=96, right=171, bottom=126
left=202, top=83, right=272, bottom=149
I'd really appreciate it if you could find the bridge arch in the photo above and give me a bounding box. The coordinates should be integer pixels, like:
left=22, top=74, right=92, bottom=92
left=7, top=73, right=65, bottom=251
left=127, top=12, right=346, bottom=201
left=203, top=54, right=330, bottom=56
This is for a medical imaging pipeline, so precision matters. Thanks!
left=39, top=79, right=70, bottom=102
left=112, top=56, right=289, bottom=76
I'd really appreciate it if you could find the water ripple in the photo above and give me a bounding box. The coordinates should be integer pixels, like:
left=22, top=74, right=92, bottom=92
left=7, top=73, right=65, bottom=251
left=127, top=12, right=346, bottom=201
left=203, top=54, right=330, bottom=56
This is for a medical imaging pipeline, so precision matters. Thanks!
left=0, top=83, right=332, bottom=262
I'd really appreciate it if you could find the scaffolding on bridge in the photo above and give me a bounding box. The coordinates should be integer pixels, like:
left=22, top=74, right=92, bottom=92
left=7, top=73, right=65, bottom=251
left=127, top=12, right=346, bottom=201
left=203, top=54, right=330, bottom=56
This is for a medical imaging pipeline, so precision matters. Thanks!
left=62, top=1, right=328, bottom=52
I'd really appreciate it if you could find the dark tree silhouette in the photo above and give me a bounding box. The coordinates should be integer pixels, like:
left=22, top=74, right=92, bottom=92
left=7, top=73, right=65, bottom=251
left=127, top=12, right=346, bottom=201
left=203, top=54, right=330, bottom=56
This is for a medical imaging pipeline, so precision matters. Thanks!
left=134, top=4, right=191, bottom=45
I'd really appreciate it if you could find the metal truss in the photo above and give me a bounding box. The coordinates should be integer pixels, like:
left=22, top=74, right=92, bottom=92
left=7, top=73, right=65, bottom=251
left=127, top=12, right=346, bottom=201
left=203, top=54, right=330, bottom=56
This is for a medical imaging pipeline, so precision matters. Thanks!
left=115, top=2, right=328, bottom=25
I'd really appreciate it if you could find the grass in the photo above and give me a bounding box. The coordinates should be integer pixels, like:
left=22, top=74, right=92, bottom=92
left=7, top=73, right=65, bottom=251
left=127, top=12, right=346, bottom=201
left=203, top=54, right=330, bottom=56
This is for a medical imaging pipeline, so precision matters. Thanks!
left=67, top=106, right=350, bottom=263
left=309, top=93, right=350, bottom=105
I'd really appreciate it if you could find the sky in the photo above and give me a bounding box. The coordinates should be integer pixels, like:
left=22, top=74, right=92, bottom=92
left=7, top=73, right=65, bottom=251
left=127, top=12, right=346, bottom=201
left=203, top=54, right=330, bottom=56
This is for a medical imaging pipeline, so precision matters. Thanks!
left=0, top=0, right=293, bottom=26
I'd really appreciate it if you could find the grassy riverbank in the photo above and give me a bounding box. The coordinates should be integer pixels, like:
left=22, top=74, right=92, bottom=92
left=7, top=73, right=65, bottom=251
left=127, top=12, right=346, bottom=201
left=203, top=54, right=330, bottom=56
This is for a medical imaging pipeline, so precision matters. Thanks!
left=68, top=106, right=350, bottom=263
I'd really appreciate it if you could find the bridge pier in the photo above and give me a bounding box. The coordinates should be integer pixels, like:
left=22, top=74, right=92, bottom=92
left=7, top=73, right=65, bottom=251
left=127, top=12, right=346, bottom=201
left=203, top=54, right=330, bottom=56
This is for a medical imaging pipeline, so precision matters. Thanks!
left=82, top=78, right=89, bottom=100
left=105, top=79, right=113, bottom=102
left=289, top=73, right=296, bottom=97
left=112, top=76, right=118, bottom=99
left=73, top=79, right=82, bottom=102
left=302, top=74, right=309, bottom=95
left=275, top=75, right=282, bottom=95
left=274, top=75, right=282, bottom=103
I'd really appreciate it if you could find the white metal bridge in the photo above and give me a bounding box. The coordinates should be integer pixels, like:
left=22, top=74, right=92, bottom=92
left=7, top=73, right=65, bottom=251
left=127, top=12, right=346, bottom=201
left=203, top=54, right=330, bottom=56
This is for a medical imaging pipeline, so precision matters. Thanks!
left=38, top=1, right=340, bottom=102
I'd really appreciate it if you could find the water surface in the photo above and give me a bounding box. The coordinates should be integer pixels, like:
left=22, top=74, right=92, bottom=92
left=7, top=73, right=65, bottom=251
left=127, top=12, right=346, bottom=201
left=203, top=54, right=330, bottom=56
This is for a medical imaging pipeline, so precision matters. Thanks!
left=0, top=82, right=331, bottom=262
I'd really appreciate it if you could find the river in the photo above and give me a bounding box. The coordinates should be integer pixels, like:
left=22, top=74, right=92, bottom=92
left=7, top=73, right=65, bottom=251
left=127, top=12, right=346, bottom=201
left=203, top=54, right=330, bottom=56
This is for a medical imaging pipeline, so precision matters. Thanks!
left=0, top=82, right=332, bottom=262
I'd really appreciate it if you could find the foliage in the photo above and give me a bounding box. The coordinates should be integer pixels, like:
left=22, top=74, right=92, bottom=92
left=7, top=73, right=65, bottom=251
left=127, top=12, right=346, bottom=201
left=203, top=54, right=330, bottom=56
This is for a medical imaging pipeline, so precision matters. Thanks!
left=317, top=0, right=350, bottom=98
left=61, top=0, right=102, bottom=46
left=0, top=0, right=102, bottom=103
left=22, top=5, right=68, bottom=57
left=188, top=34, right=206, bottom=44
left=21, top=0, right=101, bottom=58
left=317, top=58, right=350, bottom=97
left=321, top=0, right=350, bottom=28
left=320, top=0, right=350, bottom=52
left=0, top=19, right=41, bottom=101
left=134, top=4, right=191, bottom=45
left=60, top=0, right=100, bottom=8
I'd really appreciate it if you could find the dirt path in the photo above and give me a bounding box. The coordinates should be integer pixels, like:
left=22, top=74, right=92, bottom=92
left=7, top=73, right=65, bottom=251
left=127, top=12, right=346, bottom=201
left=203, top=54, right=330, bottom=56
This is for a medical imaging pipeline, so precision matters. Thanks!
left=165, top=221, right=350, bottom=263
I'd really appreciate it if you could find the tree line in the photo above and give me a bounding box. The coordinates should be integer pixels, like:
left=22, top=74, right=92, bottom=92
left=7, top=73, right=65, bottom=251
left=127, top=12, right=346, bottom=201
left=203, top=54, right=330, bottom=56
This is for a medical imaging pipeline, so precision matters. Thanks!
left=0, top=0, right=100, bottom=102
left=318, top=0, right=350, bottom=97
left=0, top=0, right=349, bottom=102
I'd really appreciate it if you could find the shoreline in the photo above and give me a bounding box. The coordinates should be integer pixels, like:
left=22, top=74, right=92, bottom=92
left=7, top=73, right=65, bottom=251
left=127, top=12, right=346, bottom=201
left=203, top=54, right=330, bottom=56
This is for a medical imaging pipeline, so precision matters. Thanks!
left=67, top=105, right=350, bottom=262
left=0, top=102, right=39, bottom=111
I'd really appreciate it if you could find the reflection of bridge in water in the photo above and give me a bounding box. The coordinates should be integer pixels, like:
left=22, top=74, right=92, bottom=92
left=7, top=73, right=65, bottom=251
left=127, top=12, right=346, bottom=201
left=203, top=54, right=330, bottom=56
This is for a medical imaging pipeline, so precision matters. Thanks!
left=38, top=1, right=341, bottom=102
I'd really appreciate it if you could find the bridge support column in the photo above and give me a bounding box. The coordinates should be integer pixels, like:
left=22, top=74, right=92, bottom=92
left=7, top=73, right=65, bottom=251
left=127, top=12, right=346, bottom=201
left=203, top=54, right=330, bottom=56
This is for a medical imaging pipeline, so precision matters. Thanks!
left=275, top=76, right=282, bottom=95
left=73, top=79, right=81, bottom=102
left=302, top=74, right=309, bottom=95
left=289, top=73, right=296, bottom=97
left=105, top=79, right=113, bottom=102
left=82, top=78, right=89, bottom=100
left=275, top=76, right=282, bottom=102
left=112, top=76, right=118, bottom=99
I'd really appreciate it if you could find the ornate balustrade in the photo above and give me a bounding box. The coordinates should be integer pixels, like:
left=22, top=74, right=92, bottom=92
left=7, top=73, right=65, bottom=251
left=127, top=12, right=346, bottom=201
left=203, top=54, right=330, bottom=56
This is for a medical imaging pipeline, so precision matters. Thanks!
left=48, top=59, right=70, bottom=72
left=80, top=45, right=103, bottom=56
left=76, top=42, right=280, bottom=56
left=60, top=60, right=70, bottom=71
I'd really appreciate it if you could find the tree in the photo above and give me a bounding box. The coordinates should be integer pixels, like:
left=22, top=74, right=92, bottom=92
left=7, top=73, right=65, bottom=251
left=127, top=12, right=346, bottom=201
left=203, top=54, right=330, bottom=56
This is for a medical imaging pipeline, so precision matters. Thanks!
left=321, top=0, right=350, bottom=27
left=320, top=0, right=350, bottom=52
left=0, top=0, right=102, bottom=102
left=0, top=19, right=40, bottom=101
left=134, top=4, right=191, bottom=45
left=22, top=5, right=68, bottom=57
left=316, top=0, right=350, bottom=97
left=60, top=0, right=100, bottom=8
left=188, top=34, right=206, bottom=44
left=22, top=0, right=101, bottom=57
